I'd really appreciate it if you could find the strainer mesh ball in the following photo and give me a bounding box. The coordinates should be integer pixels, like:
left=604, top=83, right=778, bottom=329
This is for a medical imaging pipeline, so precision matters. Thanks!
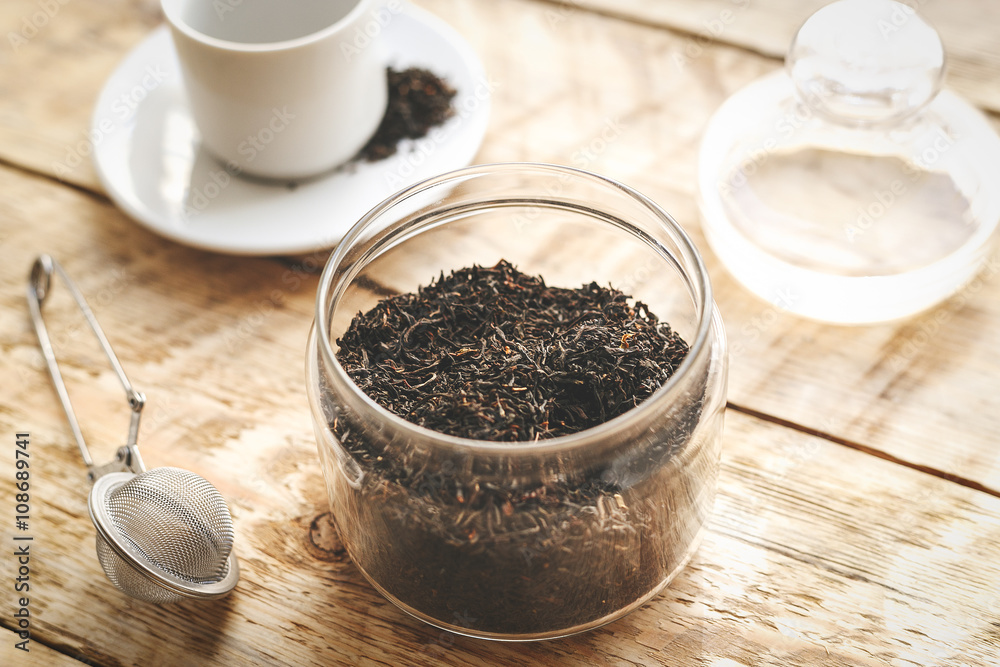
left=95, top=467, right=235, bottom=601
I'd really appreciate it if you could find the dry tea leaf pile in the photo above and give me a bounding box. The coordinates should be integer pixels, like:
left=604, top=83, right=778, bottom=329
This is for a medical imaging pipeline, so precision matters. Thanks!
left=336, top=260, right=690, bottom=440
left=356, top=67, right=457, bottom=163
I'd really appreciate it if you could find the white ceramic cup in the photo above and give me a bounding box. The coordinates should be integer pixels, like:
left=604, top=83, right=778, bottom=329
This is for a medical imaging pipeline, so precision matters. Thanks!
left=161, top=0, right=389, bottom=180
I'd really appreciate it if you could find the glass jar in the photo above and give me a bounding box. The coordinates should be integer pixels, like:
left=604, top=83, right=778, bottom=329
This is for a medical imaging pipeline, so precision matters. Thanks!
left=307, top=163, right=728, bottom=640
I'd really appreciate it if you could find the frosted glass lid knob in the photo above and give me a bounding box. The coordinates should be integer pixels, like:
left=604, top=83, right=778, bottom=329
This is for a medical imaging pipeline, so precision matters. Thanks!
left=787, top=0, right=944, bottom=124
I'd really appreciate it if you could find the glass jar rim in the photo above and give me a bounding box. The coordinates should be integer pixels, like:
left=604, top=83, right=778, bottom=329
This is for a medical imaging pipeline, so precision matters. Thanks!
left=314, top=162, right=716, bottom=455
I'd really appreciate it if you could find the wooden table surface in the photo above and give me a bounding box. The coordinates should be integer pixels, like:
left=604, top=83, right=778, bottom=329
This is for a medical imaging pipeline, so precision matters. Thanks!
left=2, top=1, right=999, bottom=665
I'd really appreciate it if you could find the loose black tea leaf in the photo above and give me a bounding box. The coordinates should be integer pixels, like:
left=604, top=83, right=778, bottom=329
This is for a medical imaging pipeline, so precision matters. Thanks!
left=325, top=260, right=710, bottom=636
left=336, top=260, right=689, bottom=441
left=356, top=67, right=457, bottom=163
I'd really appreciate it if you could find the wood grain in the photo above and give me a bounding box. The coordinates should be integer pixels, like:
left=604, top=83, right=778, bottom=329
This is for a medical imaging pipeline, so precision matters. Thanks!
left=1, top=0, right=999, bottom=664
left=0, top=0, right=162, bottom=191
left=0, top=629, right=87, bottom=666
left=557, top=0, right=1000, bottom=115
left=432, top=0, right=1000, bottom=492
left=1, top=162, right=998, bottom=666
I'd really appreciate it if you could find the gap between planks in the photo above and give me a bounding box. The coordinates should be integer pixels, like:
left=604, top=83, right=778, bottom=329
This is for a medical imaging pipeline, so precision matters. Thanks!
left=275, top=276, right=1000, bottom=503
left=527, top=0, right=782, bottom=62
left=0, top=154, right=109, bottom=207
left=7, top=0, right=997, bottom=506
left=526, top=0, right=1000, bottom=123
left=727, top=401, right=1000, bottom=500
left=9, top=156, right=994, bottom=506
left=0, top=627, right=91, bottom=667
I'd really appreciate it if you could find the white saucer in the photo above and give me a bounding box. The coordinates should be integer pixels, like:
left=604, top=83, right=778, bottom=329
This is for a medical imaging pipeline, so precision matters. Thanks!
left=91, top=4, right=490, bottom=255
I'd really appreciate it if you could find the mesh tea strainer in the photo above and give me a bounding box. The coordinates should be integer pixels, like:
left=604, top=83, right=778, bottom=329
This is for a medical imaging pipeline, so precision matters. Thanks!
left=27, top=255, right=239, bottom=603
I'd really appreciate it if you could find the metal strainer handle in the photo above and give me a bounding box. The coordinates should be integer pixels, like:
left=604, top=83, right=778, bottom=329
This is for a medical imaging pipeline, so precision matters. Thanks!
left=27, top=254, right=146, bottom=482
left=27, top=254, right=239, bottom=603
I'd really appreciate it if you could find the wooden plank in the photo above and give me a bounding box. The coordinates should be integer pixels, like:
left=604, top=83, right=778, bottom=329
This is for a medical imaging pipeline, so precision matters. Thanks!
left=2, top=162, right=999, bottom=665
left=0, top=0, right=162, bottom=192
left=558, top=0, right=1000, bottom=116
left=0, top=0, right=995, bottom=491
left=0, top=628, right=88, bottom=666
left=417, top=0, right=1000, bottom=489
